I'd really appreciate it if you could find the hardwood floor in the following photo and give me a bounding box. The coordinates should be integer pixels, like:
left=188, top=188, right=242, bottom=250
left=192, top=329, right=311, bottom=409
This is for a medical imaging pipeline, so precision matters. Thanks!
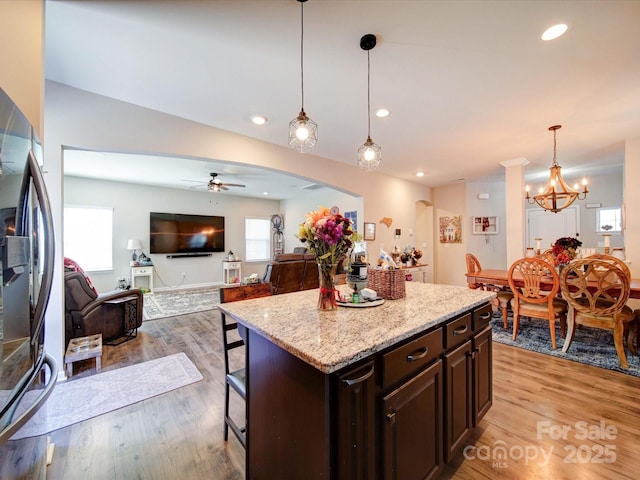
left=7, top=309, right=640, bottom=479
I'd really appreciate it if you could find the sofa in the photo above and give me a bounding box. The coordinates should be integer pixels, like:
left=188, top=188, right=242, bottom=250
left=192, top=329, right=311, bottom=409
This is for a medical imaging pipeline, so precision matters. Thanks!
left=64, top=270, right=144, bottom=345
left=262, top=253, right=319, bottom=294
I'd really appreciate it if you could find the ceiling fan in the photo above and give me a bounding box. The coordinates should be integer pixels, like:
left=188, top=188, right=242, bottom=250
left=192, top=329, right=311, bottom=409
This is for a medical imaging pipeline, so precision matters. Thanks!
left=205, top=172, right=246, bottom=192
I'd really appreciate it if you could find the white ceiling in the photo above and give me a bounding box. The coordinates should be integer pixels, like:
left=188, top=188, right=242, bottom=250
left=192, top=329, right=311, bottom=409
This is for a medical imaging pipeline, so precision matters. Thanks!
left=46, top=0, right=640, bottom=199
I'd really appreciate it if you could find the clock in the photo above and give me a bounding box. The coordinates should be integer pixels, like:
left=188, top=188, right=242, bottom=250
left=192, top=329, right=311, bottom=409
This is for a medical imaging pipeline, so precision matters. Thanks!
left=271, top=214, right=283, bottom=231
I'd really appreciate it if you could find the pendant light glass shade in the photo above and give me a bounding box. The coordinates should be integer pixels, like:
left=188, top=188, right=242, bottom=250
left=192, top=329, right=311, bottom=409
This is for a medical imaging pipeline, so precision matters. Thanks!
left=525, top=125, right=588, bottom=213
left=358, top=34, right=380, bottom=171
left=358, top=136, right=382, bottom=170
left=289, top=0, right=317, bottom=153
left=288, top=109, right=318, bottom=152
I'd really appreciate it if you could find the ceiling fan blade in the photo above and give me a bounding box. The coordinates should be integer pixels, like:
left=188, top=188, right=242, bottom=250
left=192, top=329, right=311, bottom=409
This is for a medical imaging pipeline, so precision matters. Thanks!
left=221, top=183, right=246, bottom=188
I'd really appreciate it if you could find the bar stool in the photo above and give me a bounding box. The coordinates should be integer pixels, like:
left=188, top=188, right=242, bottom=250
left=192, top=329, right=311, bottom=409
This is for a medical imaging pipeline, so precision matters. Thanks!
left=219, top=282, right=272, bottom=448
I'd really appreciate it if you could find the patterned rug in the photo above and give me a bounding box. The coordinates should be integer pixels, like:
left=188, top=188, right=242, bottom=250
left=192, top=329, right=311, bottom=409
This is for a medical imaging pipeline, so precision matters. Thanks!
left=143, top=288, right=219, bottom=320
left=10, top=352, right=203, bottom=439
left=491, top=314, right=640, bottom=377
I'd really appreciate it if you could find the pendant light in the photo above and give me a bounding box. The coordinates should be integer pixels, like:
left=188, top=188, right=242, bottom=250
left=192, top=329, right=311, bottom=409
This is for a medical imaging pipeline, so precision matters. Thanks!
left=525, top=125, right=588, bottom=213
left=288, top=0, right=317, bottom=153
left=358, top=34, right=381, bottom=171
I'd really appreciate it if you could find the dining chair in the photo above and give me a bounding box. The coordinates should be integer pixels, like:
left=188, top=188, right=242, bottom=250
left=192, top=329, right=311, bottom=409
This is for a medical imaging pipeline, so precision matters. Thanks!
left=466, top=253, right=513, bottom=330
left=219, top=282, right=272, bottom=448
left=560, top=259, right=636, bottom=369
left=508, top=257, right=567, bottom=349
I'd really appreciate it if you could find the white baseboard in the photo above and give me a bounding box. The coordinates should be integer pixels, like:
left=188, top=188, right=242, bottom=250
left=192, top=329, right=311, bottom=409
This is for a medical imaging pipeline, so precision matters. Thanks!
left=152, top=282, right=222, bottom=293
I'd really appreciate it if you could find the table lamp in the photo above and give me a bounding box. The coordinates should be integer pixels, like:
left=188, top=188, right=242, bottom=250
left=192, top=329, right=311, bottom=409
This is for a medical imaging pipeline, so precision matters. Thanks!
left=127, top=239, right=142, bottom=262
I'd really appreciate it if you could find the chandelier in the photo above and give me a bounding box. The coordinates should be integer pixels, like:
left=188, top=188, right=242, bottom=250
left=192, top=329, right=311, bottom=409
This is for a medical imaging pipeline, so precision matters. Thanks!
left=288, top=0, right=317, bottom=153
left=525, top=125, right=588, bottom=213
left=357, top=34, right=381, bottom=171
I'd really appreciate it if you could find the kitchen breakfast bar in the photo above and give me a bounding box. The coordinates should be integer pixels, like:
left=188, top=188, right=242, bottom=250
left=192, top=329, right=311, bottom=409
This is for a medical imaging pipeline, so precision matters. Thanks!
left=218, top=282, right=496, bottom=479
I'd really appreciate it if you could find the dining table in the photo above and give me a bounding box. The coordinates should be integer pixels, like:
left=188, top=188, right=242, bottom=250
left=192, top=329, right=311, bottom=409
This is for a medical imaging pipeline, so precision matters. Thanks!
left=466, top=269, right=640, bottom=299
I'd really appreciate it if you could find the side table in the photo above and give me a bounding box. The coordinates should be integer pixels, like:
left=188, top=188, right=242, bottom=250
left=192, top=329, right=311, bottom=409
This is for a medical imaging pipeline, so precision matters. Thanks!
left=104, top=294, right=140, bottom=345
left=223, top=260, right=242, bottom=284
left=131, top=265, right=154, bottom=292
left=65, top=334, right=102, bottom=378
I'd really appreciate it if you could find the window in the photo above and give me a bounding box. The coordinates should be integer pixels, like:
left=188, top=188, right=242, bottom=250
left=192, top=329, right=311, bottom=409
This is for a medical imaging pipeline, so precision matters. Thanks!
left=245, top=217, right=271, bottom=262
left=64, top=206, right=113, bottom=271
left=597, top=207, right=622, bottom=233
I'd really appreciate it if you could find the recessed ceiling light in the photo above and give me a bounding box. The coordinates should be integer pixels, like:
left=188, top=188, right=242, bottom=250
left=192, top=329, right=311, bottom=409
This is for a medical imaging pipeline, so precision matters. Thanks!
left=541, top=23, right=568, bottom=41
left=263, top=191, right=269, bottom=195
left=251, top=115, right=268, bottom=125
left=416, top=171, right=425, bottom=177
left=375, top=108, right=390, bottom=118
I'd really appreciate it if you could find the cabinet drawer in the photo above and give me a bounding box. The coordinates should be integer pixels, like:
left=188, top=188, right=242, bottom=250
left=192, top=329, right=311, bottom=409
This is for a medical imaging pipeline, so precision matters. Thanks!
left=444, top=313, right=472, bottom=350
left=472, top=303, right=493, bottom=332
left=382, top=328, right=443, bottom=388
left=224, top=261, right=241, bottom=269
left=133, top=267, right=151, bottom=275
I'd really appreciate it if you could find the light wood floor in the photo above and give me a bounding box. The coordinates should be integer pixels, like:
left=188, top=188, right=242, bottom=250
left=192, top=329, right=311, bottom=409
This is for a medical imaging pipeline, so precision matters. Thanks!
left=11, top=310, right=640, bottom=479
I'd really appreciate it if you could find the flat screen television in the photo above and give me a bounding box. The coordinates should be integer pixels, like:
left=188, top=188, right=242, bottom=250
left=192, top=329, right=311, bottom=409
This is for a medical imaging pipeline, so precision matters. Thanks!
left=149, top=212, right=225, bottom=255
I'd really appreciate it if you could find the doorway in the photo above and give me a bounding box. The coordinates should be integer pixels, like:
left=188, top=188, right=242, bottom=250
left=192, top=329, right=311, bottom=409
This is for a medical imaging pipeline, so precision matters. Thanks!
left=526, top=206, right=579, bottom=252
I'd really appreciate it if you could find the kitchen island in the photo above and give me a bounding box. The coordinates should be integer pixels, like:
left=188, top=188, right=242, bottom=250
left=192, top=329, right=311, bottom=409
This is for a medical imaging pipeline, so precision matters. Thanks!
left=219, top=282, right=496, bottom=479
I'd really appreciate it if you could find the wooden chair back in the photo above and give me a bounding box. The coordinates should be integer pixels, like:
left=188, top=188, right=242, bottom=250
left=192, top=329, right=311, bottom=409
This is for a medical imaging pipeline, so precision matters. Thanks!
left=560, top=260, right=630, bottom=316
left=508, top=257, right=559, bottom=305
left=585, top=253, right=631, bottom=280
left=466, top=253, right=484, bottom=289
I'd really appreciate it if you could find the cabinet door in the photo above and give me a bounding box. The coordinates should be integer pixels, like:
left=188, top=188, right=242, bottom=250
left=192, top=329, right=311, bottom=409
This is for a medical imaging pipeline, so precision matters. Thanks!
left=382, top=360, right=443, bottom=480
left=473, top=325, right=492, bottom=425
left=336, top=361, right=376, bottom=480
left=444, top=340, right=472, bottom=463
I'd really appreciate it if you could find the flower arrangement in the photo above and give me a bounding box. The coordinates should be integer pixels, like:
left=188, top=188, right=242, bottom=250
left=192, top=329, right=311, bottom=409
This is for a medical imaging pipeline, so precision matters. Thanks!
left=400, top=246, right=423, bottom=265
left=297, top=206, right=355, bottom=309
left=551, top=236, right=582, bottom=267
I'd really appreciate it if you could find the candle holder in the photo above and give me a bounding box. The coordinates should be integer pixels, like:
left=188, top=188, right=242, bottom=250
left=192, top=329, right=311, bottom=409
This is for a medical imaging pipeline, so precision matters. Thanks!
left=535, top=237, right=542, bottom=255
left=602, top=233, right=612, bottom=255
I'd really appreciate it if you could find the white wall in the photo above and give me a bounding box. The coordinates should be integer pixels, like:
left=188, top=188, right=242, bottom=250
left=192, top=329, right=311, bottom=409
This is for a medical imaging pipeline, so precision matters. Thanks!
left=466, top=179, right=508, bottom=270
left=281, top=187, right=363, bottom=252
left=433, top=183, right=467, bottom=287
left=64, top=176, right=281, bottom=292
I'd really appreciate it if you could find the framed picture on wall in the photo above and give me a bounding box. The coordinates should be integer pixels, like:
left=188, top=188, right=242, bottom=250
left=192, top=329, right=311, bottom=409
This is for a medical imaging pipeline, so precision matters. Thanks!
left=364, top=222, right=376, bottom=241
left=472, top=216, right=498, bottom=234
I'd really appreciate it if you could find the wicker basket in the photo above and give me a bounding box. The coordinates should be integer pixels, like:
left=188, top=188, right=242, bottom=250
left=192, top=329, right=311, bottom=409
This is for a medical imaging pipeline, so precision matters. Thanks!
left=367, top=268, right=406, bottom=300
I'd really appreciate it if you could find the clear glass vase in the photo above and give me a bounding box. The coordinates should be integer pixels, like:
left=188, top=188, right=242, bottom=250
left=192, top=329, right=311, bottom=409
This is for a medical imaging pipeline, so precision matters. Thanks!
left=317, top=262, right=339, bottom=310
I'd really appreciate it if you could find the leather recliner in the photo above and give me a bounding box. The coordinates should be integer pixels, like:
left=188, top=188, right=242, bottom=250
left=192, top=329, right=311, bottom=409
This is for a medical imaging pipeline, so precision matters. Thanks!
left=262, top=253, right=319, bottom=294
left=64, top=271, right=144, bottom=345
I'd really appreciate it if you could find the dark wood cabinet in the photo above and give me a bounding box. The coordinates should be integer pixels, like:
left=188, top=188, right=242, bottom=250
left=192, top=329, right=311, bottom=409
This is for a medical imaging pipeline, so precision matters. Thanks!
left=381, top=360, right=443, bottom=480
left=472, top=325, right=492, bottom=425
left=444, top=303, right=493, bottom=463
left=243, top=301, right=492, bottom=480
left=444, top=339, right=473, bottom=463
left=336, top=361, right=376, bottom=480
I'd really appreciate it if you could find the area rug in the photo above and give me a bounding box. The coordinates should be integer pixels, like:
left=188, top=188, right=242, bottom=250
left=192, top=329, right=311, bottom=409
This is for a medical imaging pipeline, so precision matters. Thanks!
left=491, top=315, right=640, bottom=377
left=10, top=352, right=203, bottom=439
left=143, top=287, right=219, bottom=320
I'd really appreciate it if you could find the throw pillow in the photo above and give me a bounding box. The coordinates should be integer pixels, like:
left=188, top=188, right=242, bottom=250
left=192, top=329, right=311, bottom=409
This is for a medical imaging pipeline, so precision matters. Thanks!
left=64, top=257, right=98, bottom=295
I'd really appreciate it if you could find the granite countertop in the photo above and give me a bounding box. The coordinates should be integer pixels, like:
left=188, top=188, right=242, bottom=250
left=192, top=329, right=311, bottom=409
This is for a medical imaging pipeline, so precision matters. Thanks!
left=218, top=282, right=496, bottom=374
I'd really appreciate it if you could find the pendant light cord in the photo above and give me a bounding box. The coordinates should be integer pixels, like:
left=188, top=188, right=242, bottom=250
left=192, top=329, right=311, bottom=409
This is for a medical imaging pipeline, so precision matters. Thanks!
left=552, top=128, right=558, bottom=166
left=367, top=50, right=371, bottom=137
left=300, top=2, right=305, bottom=111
